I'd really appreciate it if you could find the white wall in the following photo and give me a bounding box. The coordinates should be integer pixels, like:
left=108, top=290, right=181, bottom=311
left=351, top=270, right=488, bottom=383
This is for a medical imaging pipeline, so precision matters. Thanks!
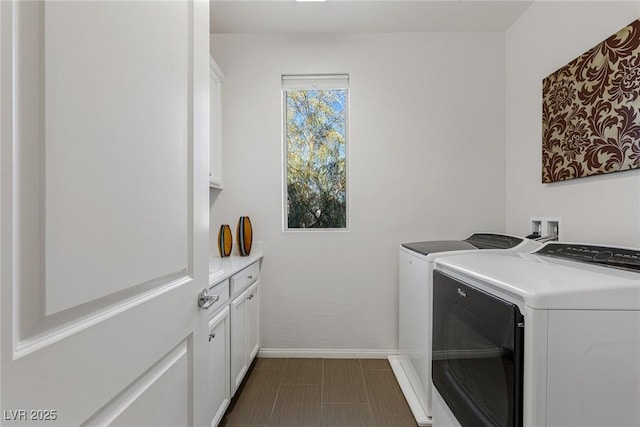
left=505, top=1, right=640, bottom=247
left=211, top=32, right=506, bottom=353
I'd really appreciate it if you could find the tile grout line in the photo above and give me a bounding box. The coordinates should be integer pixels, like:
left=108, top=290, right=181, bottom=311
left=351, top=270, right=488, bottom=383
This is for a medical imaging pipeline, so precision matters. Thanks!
left=359, top=359, right=376, bottom=425
left=320, top=358, right=326, bottom=424
left=266, top=357, right=288, bottom=426
left=359, top=359, right=371, bottom=406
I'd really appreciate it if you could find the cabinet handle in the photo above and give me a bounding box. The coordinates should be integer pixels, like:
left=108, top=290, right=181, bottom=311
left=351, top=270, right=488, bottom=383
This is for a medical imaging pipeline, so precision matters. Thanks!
left=209, top=332, right=216, bottom=342
left=247, top=294, right=254, bottom=300
left=248, top=275, right=253, bottom=280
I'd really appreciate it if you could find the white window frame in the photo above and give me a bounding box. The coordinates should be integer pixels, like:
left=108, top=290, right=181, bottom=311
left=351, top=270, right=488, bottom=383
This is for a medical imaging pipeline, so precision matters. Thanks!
left=281, top=74, right=350, bottom=232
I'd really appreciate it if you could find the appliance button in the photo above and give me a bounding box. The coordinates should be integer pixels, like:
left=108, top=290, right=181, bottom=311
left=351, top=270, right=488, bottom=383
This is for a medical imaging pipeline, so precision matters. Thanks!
left=594, top=251, right=614, bottom=261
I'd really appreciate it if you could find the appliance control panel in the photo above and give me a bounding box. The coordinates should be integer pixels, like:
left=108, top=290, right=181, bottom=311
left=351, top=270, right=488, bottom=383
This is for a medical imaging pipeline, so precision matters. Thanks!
left=535, top=243, right=640, bottom=272
left=464, top=233, right=524, bottom=249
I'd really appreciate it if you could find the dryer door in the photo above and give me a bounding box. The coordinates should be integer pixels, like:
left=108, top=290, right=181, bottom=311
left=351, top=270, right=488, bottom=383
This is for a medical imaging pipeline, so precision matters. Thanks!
left=432, top=270, right=524, bottom=427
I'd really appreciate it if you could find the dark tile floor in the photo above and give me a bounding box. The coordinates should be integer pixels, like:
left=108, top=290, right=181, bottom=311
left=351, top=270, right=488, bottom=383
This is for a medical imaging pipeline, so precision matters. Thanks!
left=220, top=358, right=419, bottom=427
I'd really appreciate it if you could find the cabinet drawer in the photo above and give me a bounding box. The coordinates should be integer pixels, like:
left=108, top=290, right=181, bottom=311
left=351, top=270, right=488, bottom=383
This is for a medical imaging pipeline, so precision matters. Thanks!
left=207, top=279, right=230, bottom=316
left=230, top=262, right=259, bottom=297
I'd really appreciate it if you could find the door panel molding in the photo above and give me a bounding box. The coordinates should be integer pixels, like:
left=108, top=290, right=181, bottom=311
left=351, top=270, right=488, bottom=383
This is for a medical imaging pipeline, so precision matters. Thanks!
left=5, top=1, right=197, bottom=358
left=14, top=271, right=192, bottom=360
left=80, top=337, right=192, bottom=426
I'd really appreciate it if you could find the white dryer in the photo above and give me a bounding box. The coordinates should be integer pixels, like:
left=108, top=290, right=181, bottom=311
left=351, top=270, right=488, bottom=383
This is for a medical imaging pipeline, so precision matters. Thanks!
left=389, top=233, right=541, bottom=426
left=432, top=242, right=640, bottom=427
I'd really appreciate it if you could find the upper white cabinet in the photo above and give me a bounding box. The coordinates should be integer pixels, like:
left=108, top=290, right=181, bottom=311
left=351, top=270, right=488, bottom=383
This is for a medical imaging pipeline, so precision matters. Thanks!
left=209, top=57, right=224, bottom=189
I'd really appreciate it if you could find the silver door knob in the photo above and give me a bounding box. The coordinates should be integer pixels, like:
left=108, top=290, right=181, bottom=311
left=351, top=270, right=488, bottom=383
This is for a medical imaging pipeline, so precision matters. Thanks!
left=198, top=288, right=219, bottom=309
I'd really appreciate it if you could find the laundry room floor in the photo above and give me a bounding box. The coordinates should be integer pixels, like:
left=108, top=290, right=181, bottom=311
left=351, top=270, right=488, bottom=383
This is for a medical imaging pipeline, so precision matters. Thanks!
left=220, top=358, right=419, bottom=427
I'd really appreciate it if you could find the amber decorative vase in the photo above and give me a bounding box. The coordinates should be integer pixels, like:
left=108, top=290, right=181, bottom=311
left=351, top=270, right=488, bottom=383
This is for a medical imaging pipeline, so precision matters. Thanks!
left=236, top=216, right=253, bottom=256
left=217, top=224, right=232, bottom=257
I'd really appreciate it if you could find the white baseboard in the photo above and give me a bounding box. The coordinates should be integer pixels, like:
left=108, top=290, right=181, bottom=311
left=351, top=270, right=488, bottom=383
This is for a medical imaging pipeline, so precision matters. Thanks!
left=258, top=348, right=399, bottom=359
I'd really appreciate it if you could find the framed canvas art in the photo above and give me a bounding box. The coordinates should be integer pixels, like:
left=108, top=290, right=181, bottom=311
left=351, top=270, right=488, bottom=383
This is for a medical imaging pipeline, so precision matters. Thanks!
left=542, top=20, right=640, bottom=183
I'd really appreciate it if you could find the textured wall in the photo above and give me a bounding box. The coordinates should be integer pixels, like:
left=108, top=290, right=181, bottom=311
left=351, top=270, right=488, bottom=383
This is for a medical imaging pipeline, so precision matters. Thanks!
left=211, top=32, right=506, bottom=354
left=505, top=1, right=640, bottom=247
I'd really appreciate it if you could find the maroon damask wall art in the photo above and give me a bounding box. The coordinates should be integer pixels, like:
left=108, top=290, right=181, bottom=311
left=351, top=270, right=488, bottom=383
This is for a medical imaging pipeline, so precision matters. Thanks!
left=542, top=19, right=640, bottom=183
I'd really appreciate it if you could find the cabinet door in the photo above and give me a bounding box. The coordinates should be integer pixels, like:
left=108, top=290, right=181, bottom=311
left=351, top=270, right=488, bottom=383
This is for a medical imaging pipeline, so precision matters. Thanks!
left=230, top=289, right=248, bottom=395
left=246, top=281, right=260, bottom=364
left=208, top=307, right=230, bottom=427
left=209, top=57, right=224, bottom=188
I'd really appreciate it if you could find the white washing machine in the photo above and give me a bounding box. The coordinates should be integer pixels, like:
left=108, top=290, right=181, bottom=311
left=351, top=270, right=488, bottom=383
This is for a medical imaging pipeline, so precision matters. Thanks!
left=389, top=233, right=541, bottom=426
left=431, top=242, right=640, bottom=427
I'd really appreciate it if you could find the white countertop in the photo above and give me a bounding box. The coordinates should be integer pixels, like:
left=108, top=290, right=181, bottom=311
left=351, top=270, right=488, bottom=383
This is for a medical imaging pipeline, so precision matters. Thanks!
left=209, top=244, right=263, bottom=286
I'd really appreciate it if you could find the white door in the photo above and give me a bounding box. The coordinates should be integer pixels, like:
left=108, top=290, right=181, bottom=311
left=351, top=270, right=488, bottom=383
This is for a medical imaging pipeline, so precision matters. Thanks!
left=1, top=1, right=210, bottom=425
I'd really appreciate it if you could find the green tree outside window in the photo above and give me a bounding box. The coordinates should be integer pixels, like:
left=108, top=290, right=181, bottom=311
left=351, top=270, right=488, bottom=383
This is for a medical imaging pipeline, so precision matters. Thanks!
left=284, top=79, right=348, bottom=229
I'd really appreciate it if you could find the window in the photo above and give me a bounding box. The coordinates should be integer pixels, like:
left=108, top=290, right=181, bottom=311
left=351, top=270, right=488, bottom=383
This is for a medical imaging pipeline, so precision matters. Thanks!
left=282, top=75, right=348, bottom=230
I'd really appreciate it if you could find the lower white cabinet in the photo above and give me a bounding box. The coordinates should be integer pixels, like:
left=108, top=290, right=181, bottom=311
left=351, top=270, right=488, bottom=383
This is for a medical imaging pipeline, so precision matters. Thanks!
left=230, top=288, right=247, bottom=394
left=208, top=306, right=231, bottom=427
left=207, top=257, right=261, bottom=419
left=246, top=281, right=260, bottom=363
left=230, top=280, right=260, bottom=395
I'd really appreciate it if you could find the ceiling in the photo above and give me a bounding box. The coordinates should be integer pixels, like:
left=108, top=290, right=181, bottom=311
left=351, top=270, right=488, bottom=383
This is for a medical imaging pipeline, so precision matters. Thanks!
left=210, top=0, right=535, bottom=34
